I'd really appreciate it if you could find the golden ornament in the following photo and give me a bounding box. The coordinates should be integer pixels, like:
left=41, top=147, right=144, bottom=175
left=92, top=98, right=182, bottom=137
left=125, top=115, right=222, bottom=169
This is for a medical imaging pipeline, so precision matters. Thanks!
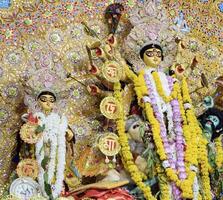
left=100, top=97, right=121, bottom=119
left=98, top=132, right=121, bottom=160
left=16, top=159, right=39, bottom=179
left=101, top=61, right=123, bottom=83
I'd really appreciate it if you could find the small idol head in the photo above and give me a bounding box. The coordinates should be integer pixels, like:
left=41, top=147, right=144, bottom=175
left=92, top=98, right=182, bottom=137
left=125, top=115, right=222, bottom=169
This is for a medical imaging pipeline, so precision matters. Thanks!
left=125, top=115, right=143, bottom=142
left=37, top=91, right=56, bottom=113
left=198, top=107, right=223, bottom=141
left=140, top=44, right=164, bottom=67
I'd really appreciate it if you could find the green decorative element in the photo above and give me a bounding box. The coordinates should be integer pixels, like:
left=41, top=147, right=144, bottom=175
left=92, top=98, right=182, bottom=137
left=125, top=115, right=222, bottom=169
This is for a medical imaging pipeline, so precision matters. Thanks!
left=0, top=111, right=6, bottom=119
left=108, top=162, right=115, bottom=169
left=24, top=19, right=33, bottom=26
left=44, top=11, right=52, bottom=17
left=127, top=0, right=135, bottom=7
left=92, top=119, right=100, bottom=128
left=5, top=29, right=12, bottom=39
left=72, top=89, right=80, bottom=97
left=0, top=109, right=8, bottom=122
left=7, top=86, right=18, bottom=97
left=30, top=43, right=38, bottom=51
left=189, top=41, right=198, bottom=52
left=50, top=33, right=61, bottom=43
left=43, top=172, right=49, bottom=183
left=70, top=52, right=78, bottom=62
left=206, top=49, right=215, bottom=58
left=41, top=155, right=49, bottom=170
left=169, top=9, right=176, bottom=16
left=44, top=173, right=53, bottom=199
left=66, top=4, right=73, bottom=11
left=9, top=53, right=18, bottom=62
left=202, top=129, right=212, bottom=142
left=70, top=160, right=81, bottom=178
left=77, top=127, right=84, bottom=135
left=35, top=124, right=45, bottom=134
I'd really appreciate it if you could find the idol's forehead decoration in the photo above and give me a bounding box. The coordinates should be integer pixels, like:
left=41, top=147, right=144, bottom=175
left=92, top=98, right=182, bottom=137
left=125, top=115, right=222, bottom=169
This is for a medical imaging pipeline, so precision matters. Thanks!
left=123, top=0, right=177, bottom=72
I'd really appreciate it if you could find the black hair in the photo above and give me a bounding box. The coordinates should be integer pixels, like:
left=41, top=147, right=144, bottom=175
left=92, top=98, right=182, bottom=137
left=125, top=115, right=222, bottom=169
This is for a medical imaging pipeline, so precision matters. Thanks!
left=139, top=44, right=164, bottom=61
left=37, top=91, right=56, bottom=101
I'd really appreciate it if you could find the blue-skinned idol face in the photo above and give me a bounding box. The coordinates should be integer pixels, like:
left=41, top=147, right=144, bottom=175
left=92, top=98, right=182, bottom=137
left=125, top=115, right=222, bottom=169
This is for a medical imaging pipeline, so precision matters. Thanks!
left=204, top=115, right=220, bottom=132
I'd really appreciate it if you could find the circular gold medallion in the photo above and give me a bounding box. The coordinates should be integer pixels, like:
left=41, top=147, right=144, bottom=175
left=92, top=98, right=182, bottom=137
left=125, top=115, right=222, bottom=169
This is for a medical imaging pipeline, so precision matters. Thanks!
left=98, top=133, right=121, bottom=157
left=100, top=97, right=121, bottom=119
left=16, top=159, right=39, bottom=179
left=102, top=61, right=123, bottom=83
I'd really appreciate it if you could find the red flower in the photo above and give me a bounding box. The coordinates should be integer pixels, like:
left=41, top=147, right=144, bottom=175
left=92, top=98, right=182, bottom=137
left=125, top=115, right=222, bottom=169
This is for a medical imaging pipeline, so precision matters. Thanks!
left=28, top=113, right=38, bottom=124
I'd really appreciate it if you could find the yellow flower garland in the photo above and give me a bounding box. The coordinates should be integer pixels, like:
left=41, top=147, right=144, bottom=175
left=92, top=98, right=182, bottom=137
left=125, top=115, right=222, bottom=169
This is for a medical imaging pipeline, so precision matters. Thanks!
left=198, top=137, right=212, bottom=200
left=143, top=73, right=196, bottom=197
left=152, top=71, right=178, bottom=102
left=123, top=66, right=213, bottom=199
left=113, top=81, right=156, bottom=200
left=215, top=135, right=223, bottom=169
left=156, top=165, right=171, bottom=200
left=182, top=77, right=212, bottom=200
left=124, top=66, right=212, bottom=199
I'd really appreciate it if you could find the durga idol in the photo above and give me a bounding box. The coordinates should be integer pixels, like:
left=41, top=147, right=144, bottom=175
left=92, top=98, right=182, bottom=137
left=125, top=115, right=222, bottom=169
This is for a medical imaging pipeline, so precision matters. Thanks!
left=114, top=1, right=212, bottom=200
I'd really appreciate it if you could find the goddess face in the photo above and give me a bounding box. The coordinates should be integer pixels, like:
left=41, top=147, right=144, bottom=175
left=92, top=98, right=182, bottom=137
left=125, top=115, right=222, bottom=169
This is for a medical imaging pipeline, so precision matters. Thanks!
left=143, top=48, right=162, bottom=67
left=37, top=91, right=56, bottom=113
left=140, top=44, right=163, bottom=68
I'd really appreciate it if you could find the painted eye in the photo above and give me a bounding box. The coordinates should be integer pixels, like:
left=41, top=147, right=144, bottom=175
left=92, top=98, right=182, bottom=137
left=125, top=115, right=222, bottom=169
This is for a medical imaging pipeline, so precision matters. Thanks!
left=133, top=124, right=140, bottom=129
left=40, top=98, right=47, bottom=102
left=145, top=51, right=153, bottom=57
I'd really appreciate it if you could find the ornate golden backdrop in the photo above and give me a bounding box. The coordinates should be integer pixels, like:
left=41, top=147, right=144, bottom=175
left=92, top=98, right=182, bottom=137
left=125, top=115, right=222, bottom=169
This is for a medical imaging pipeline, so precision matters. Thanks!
left=0, top=0, right=222, bottom=196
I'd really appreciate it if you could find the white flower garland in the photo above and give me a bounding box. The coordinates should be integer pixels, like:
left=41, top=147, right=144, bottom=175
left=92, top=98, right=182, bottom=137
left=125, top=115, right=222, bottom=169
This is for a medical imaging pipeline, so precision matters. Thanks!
left=145, top=69, right=177, bottom=197
left=159, top=72, right=175, bottom=137
left=192, top=176, right=199, bottom=200
left=35, top=112, right=67, bottom=199
left=145, top=69, right=174, bottom=139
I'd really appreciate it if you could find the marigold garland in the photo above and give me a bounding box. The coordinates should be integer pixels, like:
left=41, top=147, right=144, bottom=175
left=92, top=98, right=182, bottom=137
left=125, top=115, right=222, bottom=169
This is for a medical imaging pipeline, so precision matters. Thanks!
left=113, top=81, right=156, bottom=200
left=123, top=66, right=212, bottom=199
left=182, top=77, right=211, bottom=199
left=215, top=136, right=223, bottom=169
left=198, top=137, right=212, bottom=200
left=156, top=165, right=171, bottom=200
left=152, top=71, right=178, bottom=102
left=139, top=71, right=196, bottom=198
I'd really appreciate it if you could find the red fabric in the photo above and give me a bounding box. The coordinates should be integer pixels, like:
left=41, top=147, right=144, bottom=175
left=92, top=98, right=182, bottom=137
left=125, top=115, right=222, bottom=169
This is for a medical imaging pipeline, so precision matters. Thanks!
left=81, top=188, right=134, bottom=200
left=130, top=105, right=141, bottom=116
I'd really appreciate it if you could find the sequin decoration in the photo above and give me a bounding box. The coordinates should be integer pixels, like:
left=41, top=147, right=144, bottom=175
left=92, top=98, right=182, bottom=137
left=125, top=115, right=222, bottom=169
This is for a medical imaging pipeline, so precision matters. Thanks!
left=4, top=51, right=22, bottom=66
left=0, top=67, right=3, bottom=77
left=0, top=108, right=9, bottom=124
left=3, top=84, right=19, bottom=98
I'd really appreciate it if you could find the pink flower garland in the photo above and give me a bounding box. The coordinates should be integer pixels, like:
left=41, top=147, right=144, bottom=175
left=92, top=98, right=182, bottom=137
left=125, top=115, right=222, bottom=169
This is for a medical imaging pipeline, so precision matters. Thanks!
left=144, top=71, right=187, bottom=200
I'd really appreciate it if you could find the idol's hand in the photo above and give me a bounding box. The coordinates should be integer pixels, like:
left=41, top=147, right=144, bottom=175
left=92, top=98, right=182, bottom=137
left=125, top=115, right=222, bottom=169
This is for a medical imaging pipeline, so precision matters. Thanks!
left=66, top=129, right=73, bottom=142
left=87, top=84, right=101, bottom=96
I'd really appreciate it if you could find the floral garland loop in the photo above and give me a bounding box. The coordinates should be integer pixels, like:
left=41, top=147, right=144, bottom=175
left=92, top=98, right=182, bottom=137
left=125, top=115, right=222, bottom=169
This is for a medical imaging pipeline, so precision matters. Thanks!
left=114, top=81, right=156, bottom=200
